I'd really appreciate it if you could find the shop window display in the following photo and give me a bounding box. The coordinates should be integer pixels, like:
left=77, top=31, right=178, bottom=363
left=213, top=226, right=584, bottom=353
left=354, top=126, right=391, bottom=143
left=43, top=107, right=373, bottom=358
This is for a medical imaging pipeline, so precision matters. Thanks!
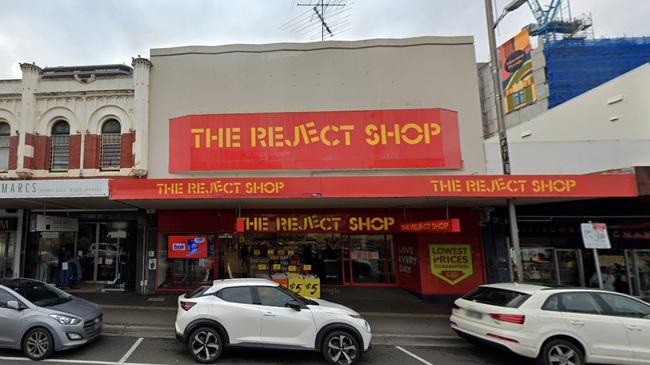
left=157, top=234, right=216, bottom=289
left=521, top=247, right=556, bottom=284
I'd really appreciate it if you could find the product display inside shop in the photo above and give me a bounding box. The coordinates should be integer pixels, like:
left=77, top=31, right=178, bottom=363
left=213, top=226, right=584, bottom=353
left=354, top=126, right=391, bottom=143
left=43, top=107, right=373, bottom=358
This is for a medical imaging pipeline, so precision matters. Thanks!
left=157, top=231, right=396, bottom=292
left=221, top=233, right=396, bottom=293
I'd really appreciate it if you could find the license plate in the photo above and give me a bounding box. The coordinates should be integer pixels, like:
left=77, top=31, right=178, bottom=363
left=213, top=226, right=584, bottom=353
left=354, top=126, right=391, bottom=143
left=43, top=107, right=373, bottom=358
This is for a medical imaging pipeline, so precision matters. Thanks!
left=465, top=310, right=483, bottom=319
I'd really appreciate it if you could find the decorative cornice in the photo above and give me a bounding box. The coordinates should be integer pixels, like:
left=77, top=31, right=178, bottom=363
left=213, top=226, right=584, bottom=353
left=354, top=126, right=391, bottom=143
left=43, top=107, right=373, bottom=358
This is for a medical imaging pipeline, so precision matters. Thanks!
left=131, top=57, right=152, bottom=69
left=19, top=62, right=42, bottom=74
left=34, top=89, right=134, bottom=99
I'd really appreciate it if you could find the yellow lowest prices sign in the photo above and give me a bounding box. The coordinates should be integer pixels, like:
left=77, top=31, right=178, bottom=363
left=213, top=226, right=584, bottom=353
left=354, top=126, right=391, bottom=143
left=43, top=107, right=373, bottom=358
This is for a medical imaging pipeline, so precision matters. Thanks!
left=429, top=244, right=473, bottom=285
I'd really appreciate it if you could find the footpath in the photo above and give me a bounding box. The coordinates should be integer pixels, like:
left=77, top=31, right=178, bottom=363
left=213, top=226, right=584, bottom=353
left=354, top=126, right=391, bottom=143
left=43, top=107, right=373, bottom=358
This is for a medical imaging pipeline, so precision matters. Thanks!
left=75, top=286, right=463, bottom=348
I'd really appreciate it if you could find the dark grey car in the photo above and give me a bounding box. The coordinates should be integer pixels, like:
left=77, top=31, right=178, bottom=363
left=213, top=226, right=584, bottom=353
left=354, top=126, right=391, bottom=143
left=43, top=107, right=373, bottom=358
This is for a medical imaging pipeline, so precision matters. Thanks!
left=0, top=278, right=102, bottom=360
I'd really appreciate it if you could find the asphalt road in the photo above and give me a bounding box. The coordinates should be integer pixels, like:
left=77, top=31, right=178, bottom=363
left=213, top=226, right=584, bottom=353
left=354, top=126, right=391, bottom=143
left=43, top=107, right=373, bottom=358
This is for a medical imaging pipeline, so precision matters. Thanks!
left=0, top=334, right=534, bottom=365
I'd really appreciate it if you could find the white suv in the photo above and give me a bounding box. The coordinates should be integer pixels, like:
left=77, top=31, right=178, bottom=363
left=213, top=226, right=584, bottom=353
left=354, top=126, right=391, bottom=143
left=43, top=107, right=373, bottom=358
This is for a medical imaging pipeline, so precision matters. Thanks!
left=451, top=283, right=650, bottom=365
left=175, top=278, right=372, bottom=364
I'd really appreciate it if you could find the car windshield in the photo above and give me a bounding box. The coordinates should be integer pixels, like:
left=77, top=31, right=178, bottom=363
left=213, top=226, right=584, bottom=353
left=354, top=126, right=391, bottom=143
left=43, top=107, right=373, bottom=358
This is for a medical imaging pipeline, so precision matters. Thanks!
left=278, top=285, right=319, bottom=306
left=8, top=280, right=72, bottom=307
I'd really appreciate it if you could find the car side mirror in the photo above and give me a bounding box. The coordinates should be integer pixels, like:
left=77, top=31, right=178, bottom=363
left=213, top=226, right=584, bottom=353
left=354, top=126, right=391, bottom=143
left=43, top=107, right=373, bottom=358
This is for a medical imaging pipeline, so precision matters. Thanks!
left=286, top=300, right=302, bottom=311
left=6, top=301, right=22, bottom=311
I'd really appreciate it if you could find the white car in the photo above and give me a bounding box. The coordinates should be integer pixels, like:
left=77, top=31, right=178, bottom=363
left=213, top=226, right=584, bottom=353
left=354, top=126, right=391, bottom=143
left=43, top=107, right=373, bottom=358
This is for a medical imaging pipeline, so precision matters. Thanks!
left=451, top=283, right=650, bottom=365
left=175, top=278, right=371, bottom=364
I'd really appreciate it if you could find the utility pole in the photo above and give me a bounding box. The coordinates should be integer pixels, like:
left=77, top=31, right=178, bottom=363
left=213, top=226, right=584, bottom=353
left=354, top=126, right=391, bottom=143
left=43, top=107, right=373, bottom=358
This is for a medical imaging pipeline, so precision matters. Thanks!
left=484, top=0, right=523, bottom=282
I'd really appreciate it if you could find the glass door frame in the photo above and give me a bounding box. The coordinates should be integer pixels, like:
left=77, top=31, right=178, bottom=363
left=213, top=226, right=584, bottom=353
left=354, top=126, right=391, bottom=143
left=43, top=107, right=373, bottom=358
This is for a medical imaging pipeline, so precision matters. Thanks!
left=341, top=234, right=398, bottom=287
left=0, top=231, right=17, bottom=279
left=554, top=248, right=585, bottom=287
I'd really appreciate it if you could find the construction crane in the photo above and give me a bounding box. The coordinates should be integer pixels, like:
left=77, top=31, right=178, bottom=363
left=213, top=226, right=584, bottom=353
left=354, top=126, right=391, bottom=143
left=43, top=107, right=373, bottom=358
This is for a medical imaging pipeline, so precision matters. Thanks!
left=501, top=0, right=593, bottom=42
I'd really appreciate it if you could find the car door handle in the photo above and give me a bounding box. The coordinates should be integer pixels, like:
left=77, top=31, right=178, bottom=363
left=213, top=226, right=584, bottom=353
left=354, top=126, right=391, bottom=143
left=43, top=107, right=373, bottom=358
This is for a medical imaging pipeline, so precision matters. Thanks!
left=570, top=320, right=584, bottom=326
left=263, top=312, right=276, bottom=317
left=627, top=325, right=642, bottom=331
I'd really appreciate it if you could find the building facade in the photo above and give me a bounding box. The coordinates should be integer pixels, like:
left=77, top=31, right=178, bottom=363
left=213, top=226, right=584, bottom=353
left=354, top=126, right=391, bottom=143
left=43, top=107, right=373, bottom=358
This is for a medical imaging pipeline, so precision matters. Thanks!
left=483, top=57, right=650, bottom=299
left=105, top=37, right=638, bottom=297
left=0, top=59, right=152, bottom=294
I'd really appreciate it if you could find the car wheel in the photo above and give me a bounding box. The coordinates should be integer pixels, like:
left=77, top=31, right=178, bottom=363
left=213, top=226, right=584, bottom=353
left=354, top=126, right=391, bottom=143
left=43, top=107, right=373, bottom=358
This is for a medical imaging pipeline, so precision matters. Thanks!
left=188, top=327, right=223, bottom=363
left=23, top=327, right=55, bottom=361
left=322, top=330, right=360, bottom=365
left=537, top=339, right=585, bottom=365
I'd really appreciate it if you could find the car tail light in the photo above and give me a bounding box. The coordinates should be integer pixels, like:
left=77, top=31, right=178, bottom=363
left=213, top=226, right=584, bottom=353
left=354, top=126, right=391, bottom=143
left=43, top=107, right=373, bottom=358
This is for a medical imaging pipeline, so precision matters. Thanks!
left=180, top=301, right=196, bottom=311
left=489, top=313, right=525, bottom=324
left=487, top=333, right=520, bottom=343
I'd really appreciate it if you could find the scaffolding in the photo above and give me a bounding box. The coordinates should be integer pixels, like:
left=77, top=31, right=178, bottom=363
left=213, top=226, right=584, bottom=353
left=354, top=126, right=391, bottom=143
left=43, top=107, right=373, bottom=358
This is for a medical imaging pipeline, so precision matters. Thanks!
left=544, top=37, right=650, bottom=108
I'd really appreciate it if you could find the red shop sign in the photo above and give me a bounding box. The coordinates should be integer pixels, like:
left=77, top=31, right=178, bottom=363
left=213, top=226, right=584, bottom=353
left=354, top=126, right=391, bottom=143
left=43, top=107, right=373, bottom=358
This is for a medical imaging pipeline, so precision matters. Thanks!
left=168, top=108, right=462, bottom=172
left=241, top=214, right=399, bottom=233
left=110, top=174, right=638, bottom=200
left=399, top=219, right=461, bottom=233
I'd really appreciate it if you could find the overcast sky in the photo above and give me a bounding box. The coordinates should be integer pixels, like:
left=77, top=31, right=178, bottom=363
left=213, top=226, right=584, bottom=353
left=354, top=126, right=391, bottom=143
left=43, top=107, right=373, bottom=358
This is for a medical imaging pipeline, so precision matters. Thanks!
left=1, top=0, right=648, bottom=79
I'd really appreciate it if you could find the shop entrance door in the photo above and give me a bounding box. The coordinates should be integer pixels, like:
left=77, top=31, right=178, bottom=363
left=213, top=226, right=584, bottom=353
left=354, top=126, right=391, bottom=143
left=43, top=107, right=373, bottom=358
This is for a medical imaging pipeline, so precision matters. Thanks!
left=342, top=234, right=396, bottom=286
left=76, top=222, right=134, bottom=289
left=0, top=232, right=16, bottom=278
left=555, top=249, right=584, bottom=287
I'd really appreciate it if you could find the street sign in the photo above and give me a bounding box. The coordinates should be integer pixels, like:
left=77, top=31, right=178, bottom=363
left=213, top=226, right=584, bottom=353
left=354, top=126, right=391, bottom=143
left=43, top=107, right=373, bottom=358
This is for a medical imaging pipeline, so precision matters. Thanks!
left=581, top=223, right=611, bottom=249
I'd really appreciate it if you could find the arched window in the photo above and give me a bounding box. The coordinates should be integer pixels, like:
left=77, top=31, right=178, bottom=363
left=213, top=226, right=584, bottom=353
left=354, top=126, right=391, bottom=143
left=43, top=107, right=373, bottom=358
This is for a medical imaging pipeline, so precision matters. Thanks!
left=100, top=119, right=121, bottom=170
left=50, top=120, right=70, bottom=171
left=0, top=122, right=10, bottom=171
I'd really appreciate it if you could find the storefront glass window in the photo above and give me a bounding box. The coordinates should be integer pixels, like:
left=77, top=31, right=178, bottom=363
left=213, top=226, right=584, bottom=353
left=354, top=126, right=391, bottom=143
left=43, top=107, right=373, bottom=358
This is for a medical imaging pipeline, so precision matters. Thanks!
left=584, top=250, right=630, bottom=294
left=35, top=232, right=75, bottom=284
left=223, top=233, right=341, bottom=283
left=157, top=234, right=216, bottom=289
left=557, top=249, right=583, bottom=286
left=0, top=232, right=16, bottom=278
left=346, top=234, right=395, bottom=284
left=634, top=251, right=650, bottom=298
left=521, top=247, right=556, bottom=284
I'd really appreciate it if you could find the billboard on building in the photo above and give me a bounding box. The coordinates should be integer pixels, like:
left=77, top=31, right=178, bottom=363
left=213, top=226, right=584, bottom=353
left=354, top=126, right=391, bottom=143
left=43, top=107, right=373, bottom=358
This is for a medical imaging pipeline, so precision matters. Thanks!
left=498, top=29, right=537, bottom=113
left=168, top=108, right=462, bottom=172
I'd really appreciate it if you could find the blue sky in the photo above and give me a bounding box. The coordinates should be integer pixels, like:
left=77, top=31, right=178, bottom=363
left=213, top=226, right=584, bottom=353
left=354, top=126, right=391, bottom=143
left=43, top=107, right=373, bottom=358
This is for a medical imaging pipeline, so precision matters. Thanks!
left=0, top=0, right=648, bottom=78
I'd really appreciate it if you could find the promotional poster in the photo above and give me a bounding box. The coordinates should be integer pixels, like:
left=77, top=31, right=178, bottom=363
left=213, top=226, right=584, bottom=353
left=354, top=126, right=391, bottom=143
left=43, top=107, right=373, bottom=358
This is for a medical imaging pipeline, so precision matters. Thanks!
left=167, top=235, right=208, bottom=259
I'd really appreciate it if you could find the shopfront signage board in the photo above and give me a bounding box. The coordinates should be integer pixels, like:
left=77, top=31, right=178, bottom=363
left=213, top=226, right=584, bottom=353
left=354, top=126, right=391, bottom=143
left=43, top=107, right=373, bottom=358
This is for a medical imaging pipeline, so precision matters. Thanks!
left=581, top=223, right=612, bottom=249
left=399, top=219, right=461, bottom=233
left=32, top=215, right=78, bottom=232
left=110, top=174, right=638, bottom=200
left=429, top=244, right=473, bottom=286
left=169, top=108, right=462, bottom=172
left=0, top=179, right=108, bottom=199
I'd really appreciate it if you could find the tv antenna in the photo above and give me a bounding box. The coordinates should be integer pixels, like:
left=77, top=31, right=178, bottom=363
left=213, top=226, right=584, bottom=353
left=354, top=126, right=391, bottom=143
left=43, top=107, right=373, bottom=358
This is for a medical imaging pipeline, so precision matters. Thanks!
left=281, top=1, right=352, bottom=41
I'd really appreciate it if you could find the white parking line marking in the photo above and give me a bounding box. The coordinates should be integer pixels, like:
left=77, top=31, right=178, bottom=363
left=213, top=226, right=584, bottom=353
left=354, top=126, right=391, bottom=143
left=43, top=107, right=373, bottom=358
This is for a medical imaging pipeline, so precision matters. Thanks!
left=395, top=345, right=435, bottom=365
left=118, top=337, right=144, bottom=363
left=0, top=356, right=160, bottom=365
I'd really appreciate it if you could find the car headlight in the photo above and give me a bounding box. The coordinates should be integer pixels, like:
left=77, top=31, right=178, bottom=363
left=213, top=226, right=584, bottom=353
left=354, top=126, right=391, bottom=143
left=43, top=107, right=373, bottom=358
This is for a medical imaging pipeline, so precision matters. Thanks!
left=348, top=314, right=371, bottom=332
left=49, top=314, right=81, bottom=325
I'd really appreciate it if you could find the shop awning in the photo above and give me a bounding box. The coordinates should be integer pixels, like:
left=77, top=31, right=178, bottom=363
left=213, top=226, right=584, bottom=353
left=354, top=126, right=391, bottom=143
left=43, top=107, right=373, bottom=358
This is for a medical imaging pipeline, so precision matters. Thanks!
left=107, top=173, right=639, bottom=209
